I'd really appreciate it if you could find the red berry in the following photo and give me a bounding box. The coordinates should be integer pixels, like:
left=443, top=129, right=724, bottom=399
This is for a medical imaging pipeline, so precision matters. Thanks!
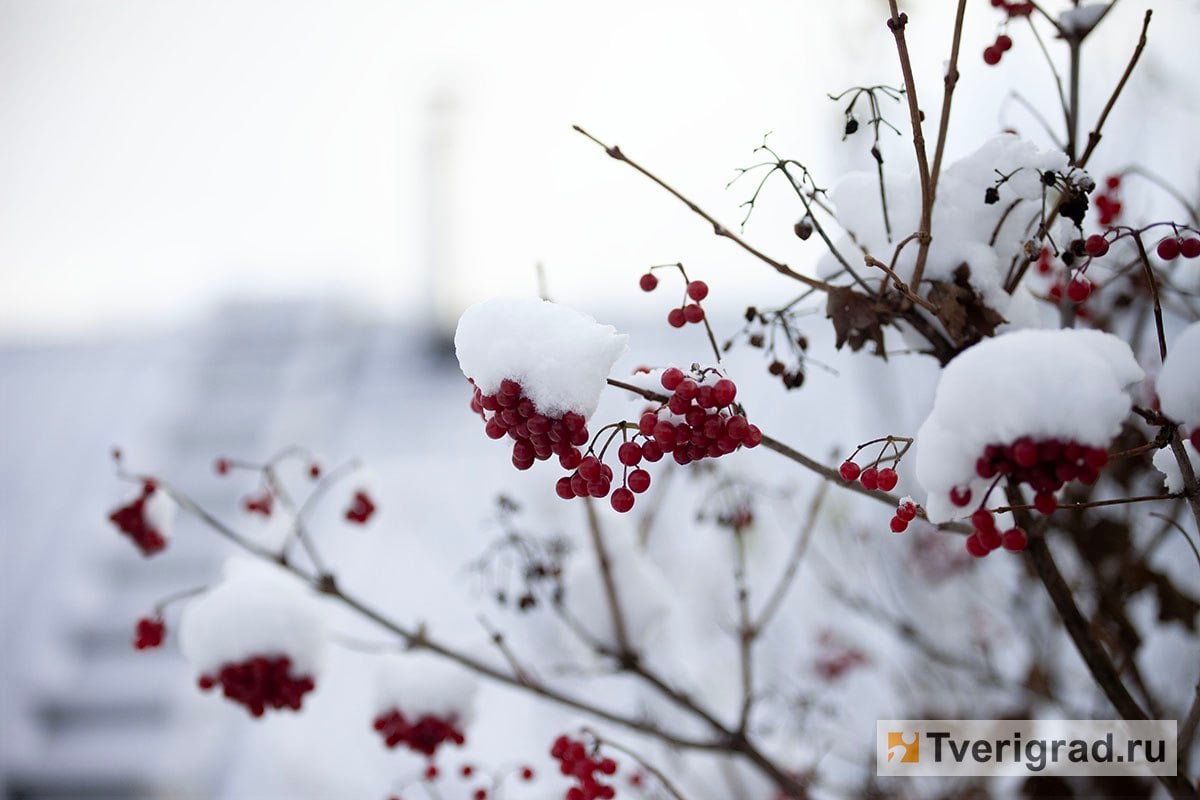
left=1181, top=238, right=1200, bottom=259
left=308, top=463, right=321, bottom=479
left=618, top=442, right=642, bottom=466
left=556, top=477, right=576, bottom=500
left=744, top=425, right=762, bottom=448
left=579, top=456, right=602, bottom=482
left=627, top=469, right=651, bottom=493
left=965, top=534, right=989, bottom=558
left=686, top=280, right=709, bottom=301
left=461, top=765, right=475, bottom=778
left=1002, top=527, right=1028, bottom=551
left=983, top=46, right=1002, bottom=65
left=971, top=509, right=997, bottom=533
left=667, top=308, right=686, bottom=328
left=1084, top=234, right=1109, bottom=257
left=1191, top=429, right=1200, bottom=451
left=876, top=468, right=898, bottom=492
left=859, top=467, right=879, bottom=491
left=425, top=765, right=440, bottom=780
left=661, top=367, right=684, bottom=391
left=611, top=488, right=635, bottom=513
left=639, top=273, right=658, bottom=292
left=682, top=303, right=705, bottom=324
left=1157, top=238, right=1181, bottom=260
left=521, top=767, right=535, bottom=781
left=641, top=440, right=663, bottom=462
left=214, top=457, right=230, bottom=475
left=675, top=379, right=699, bottom=401
left=1067, top=277, right=1091, bottom=303
left=995, top=34, right=1013, bottom=51
left=711, top=379, right=737, bottom=407
left=896, top=502, right=917, bottom=522
left=980, top=527, right=1003, bottom=551
left=949, top=486, right=972, bottom=507
left=1033, top=492, right=1057, bottom=514
left=839, top=460, right=861, bottom=481
left=890, top=516, right=908, bottom=533
left=1105, top=175, right=1121, bottom=189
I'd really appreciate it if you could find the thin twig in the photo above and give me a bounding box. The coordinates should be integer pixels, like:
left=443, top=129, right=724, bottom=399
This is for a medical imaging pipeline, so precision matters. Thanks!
left=928, top=0, right=968, bottom=200
left=581, top=728, right=691, bottom=800
left=754, top=481, right=830, bottom=633
left=1078, top=11, right=1152, bottom=169
left=583, top=498, right=634, bottom=658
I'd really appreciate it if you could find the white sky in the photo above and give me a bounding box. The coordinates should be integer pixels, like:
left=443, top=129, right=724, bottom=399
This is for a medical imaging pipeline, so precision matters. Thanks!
left=1, top=0, right=1196, bottom=341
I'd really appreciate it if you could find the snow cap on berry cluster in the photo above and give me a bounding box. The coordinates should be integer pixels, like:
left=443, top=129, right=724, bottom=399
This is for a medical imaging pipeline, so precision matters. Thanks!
left=373, top=653, right=478, bottom=723
left=179, top=557, right=327, bottom=676
left=1157, top=322, right=1200, bottom=431
left=455, top=297, right=629, bottom=419
left=823, top=135, right=1073, bottom=315
left=915, top=329, right=1143, bottom=522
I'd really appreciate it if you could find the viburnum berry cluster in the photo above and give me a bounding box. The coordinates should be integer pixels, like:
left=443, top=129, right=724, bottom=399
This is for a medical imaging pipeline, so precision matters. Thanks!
left=551, top=735, right=618, bottom=800
left=471, top=378, right=591, bottom=472
left=964, top=509, right=1028, bottom=558
left=638, top=264, right=709, bottom=329
left=957, top=436, right=1110, bottom=516
left=373, top=708, right=466, bottom=757
left=637, top=367, right=761, bottom=462
left=889, top=498, right=917, bottom=533
left=197, top=655, right=316, bottom=717
left=345, top=489, right=377, bottom=524
left=837, top=436, right=908, bottom=495
left=133, top=616, right=165, bottom=650
left=108, top=480, right=171, bottom=557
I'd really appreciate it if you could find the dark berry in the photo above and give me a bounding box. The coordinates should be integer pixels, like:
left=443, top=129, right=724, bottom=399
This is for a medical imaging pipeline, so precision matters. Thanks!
left=1157, top=238, right=1181, bottom=260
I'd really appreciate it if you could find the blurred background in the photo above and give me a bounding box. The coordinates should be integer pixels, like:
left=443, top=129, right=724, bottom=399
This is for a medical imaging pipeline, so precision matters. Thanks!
left=3, top=1, right=1199, bottom=798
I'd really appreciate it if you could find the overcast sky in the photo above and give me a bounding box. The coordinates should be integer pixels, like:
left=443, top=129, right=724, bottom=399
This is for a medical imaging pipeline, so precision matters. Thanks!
left=1, top=0, right=1196, bottom=341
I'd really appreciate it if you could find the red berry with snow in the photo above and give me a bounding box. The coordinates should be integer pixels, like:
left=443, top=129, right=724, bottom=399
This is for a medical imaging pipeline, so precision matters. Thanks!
left=896, top=501, right=917, bottom=522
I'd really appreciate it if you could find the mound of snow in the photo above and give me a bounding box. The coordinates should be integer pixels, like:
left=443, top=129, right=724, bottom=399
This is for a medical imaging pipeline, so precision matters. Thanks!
left=373, top=653, right=478, bottom=722
left=455, top=297, right=629, bottom=419
left=1158, top=322, right=1200, bottom=429
left=915, top=329, right=1143, bottom=522
left=179, top=557, right=327, bottom=676
left=1153, top=441, right=1199, bottom=494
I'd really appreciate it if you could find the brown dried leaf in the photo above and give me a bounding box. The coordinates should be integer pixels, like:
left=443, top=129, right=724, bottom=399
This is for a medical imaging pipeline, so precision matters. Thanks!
left=825, top=286, right=890, bottom=357
left=925, top=264, right=1006, bottom=347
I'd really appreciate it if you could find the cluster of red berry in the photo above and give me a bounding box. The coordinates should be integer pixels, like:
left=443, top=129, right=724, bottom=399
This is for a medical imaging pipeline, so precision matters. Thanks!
left=108, top=480, right=167, bottom=557
left=133, top=616, right=165, bottom=650
left=639, top=272, right=709, bottom=329
left=954, top=437, right=1110, bottom=517
left=814, top=630, right=869, bottom=682
left=1094, top=175, right=1123, bottom=226
left=373, top=708, right=467, bottom=757
left=471, top=378, right=590, bottom=473
left=345, top=490, right=377, bottom=524
left=990, top=0, right=1033, bottom=17
left=637, top=368, right=762, bottom=462
left=838, top=459, right=899, bottom=492
left=889, top=500, right=917, bottom=533
left=982, top=33, right=1013, bottom=65
left=965, top=509, right=1028, bottom=557
left=552, top=735, right=618, bottom=800
left=1156, top=235, right=1200, bottom=261
left=555, top=452, right=650, bottom=513
left=197, top=655, right=316, bottom=717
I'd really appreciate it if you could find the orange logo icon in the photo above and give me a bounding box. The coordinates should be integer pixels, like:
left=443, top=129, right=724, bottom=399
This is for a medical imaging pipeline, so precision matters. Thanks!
left=887, top=731, right=920, bottom=763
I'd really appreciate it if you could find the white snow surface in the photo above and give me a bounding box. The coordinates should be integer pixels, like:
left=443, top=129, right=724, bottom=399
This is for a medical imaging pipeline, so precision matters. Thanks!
left=143, top=487, right=178, bottom=541
left=454, top=296, right=629, bottom=419
left=915, top=329, right=1144, bottom=522
left=822, top=134, right=1074, bottom=320
left=1060, top=3, right=1108, bottom=34
left=373, top=653, right=478, bottom=722
left=1153, top=441, right=1199, bottom=494
left=1158, top=322, right=1200, bottom=429
left=179, top=557, right=328, bottom=676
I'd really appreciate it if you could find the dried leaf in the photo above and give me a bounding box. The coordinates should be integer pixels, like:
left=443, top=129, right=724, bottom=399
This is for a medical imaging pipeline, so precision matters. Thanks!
left=925, top=264, right=1006, bottom=347
left=825, top=286, right=890, bottom=357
